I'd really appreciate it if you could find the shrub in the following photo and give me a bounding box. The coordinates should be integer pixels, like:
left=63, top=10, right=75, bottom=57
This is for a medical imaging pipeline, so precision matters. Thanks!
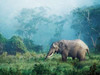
left=0, top=33, right=7, bottom=54
left=1, top=52, right=7, bottom=57
left=0, top=33, right=7, bottom=43
left=23, top=38, right=35, bottom=51
left=24, top=52, right=32, bottom=58
left=5, top=36, right=27, bottom=54
left=32, top=64, right=51, bottom=75
left=16, top=52, right=22, bottom=59
left=23, top=38, right=43, bottom=52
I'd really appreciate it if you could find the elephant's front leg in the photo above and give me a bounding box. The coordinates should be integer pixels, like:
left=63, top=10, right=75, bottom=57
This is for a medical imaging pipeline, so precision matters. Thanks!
left=62, top=54, right=67, bottom=61
left=61, top=50, right=68, bottom=61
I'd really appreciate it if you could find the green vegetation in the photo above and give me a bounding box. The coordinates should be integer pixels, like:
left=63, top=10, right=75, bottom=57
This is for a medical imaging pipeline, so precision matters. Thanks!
left=23, top=38, right=43, bottom=52
left=0, top=3, right=100, bottom=75
left=0, top=52, right=100, bottom=75
left=5, top=36, right=27, bottom=54
left=0, top=33, right=7, bottom=54
left=0, top=33, right=43, bottom=55
left=0, top=33, right=7, bottom=43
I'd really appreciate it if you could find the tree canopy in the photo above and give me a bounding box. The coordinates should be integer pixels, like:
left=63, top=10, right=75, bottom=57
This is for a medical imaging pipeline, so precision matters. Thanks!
left=5, top=36, right=27, bottom=54
left=71, top=5, right=100, bottom=51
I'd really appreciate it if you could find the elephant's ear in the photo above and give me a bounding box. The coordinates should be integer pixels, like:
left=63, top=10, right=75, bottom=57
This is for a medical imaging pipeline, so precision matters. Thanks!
left=59, top=42, right=67, bottom=49
left=59, top=42, right=63, bottom=47
left=59, top=42, right=65, bottom=47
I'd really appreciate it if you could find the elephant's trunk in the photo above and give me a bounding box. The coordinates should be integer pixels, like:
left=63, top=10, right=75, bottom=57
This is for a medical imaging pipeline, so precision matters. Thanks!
left=45, top=49, right=54, bottom=59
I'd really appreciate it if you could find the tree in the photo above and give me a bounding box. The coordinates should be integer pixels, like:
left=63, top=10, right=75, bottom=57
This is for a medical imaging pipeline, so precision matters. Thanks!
left=0, top=33, right=7, bottom=54
left=71, top=5, right=100, bottom=50
left=23, top=38, right=43, bottom=52
left=15, top=7, right=49, bottom=40
left=5, top=36, right=27, bottom=54
left=16, top=7, right=68, bottom=48
left=49, top=15, right=67, bottom=45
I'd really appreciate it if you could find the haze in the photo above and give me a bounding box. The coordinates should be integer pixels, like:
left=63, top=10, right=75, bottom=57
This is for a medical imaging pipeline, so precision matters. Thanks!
left=0, top=0, right=99, bottom=48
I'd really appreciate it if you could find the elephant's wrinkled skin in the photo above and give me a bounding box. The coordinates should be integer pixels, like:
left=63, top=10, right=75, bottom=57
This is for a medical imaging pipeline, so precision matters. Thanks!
left=45, top=39, right=89, bottom=61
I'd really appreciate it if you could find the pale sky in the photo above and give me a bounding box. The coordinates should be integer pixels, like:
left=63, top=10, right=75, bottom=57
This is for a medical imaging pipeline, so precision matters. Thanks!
left=0, top=0, right=95, bottom=30
left=0, top=0, right=95, bottom=16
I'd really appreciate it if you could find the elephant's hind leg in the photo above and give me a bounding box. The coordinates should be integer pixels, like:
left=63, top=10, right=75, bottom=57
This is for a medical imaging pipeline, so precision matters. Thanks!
left=77, top=50, right=86, bottom=61
left=77, top=54, right=85, bottom=61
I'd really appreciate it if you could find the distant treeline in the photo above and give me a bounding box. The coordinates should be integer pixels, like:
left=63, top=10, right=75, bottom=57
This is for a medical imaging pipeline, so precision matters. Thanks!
left=0, top=5, right=100, bottom=55
left=0, top=33, right=43, bottom=55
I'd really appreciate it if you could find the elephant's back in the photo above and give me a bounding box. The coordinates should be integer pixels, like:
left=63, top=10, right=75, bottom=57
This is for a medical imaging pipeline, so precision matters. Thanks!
left=60, top=39, right=89, bottom=50
left=74, top=39, right=89, bottom=50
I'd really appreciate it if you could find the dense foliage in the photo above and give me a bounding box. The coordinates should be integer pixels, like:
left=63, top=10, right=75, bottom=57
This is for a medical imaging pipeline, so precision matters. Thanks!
left=0, top=33, right=7, bottom=54
left=5, top=36, right=27, bottom=54
left=0, top=33, right=7, bottom=43
left=0, top=33, right=43, bottom=54
left=0, top=52, right=100, bottom=75
left=23, top=38, right=43, bottom=52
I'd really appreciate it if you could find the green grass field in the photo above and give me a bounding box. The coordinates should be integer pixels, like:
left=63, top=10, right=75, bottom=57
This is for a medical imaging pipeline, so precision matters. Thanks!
left=0, top=52, right=100, bottom=75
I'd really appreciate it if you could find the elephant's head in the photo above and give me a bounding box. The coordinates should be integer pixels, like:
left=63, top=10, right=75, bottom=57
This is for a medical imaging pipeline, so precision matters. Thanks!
left=45, top=41, right=67, bottom=59
left=45, top=42, right=59, bottom=59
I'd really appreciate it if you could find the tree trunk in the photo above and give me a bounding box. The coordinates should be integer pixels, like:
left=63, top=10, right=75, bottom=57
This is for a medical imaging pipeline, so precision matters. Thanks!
left=90, top=36, right=97, bottom=51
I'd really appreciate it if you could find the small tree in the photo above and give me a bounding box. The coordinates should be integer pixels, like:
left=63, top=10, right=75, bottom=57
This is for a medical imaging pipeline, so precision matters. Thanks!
left=0, top=33, right=7, bottom=54
left=23, top=38, right=43, bottom=52
left=5, top=36, right=27, bottom=54
left=49, top=16, right=67, bottom=45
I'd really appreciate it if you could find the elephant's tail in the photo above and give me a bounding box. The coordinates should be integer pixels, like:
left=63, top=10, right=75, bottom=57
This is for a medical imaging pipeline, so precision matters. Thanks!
left=86, top=49, right=90, bottom=57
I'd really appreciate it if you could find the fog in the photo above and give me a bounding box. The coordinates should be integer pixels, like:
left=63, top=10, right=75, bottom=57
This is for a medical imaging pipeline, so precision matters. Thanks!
left=0, top=0, right=99, bottom=48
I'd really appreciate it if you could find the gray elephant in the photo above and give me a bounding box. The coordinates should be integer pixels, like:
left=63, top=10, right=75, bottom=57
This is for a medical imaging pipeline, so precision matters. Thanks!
left=45, top=39, right=89, bottom=61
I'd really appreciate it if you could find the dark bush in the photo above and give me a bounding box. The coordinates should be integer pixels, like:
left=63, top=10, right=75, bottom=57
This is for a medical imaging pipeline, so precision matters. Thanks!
left=34, top=45, right=43, bottom=52
left=23, top=38, right=35, bottom=51
left=0, top=33, right=7, bottom=54
left=32, top=64, right=51, bottom=75
left=23, top=38, right=43, bottom=52
left=5, top=36, right=27, bottom=54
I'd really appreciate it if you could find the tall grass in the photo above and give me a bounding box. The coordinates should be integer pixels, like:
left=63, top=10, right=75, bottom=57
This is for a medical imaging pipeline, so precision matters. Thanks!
left=0, top=52, right=100, bottom=75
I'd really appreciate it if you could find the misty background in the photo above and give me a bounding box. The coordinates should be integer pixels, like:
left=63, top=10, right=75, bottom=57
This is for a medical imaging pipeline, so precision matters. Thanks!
left=0, top=0, right=100, bottom=49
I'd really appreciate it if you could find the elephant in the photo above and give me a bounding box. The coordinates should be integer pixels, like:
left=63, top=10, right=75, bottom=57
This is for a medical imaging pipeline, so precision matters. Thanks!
left=45, top=39, right=89, bottom=61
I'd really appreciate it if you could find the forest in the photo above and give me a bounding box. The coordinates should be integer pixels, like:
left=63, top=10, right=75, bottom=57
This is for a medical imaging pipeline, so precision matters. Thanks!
left=0, top=1, right=100, bottom=75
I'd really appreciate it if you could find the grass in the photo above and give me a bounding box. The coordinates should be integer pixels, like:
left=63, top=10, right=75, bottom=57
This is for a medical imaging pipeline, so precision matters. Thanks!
left=0, top=52, right=100, bottom=75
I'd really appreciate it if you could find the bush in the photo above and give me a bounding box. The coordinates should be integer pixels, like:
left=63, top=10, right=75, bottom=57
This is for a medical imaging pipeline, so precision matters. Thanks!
left=0, top=67, right=22, bottom=75
left=16, top=52, right=22, bottom=59
left=32, top=64, right=51, bottom=75
left=1, top=52, right=7, bottom=57
left=0, top=33, right=7, bottom=54
left=0, top=33, right=7, bottom=43
left=23, top=38, right=35, bottom=51
left=5, top=36, right=27, bottom=54
left=23, top=38, right=43, bottom=52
